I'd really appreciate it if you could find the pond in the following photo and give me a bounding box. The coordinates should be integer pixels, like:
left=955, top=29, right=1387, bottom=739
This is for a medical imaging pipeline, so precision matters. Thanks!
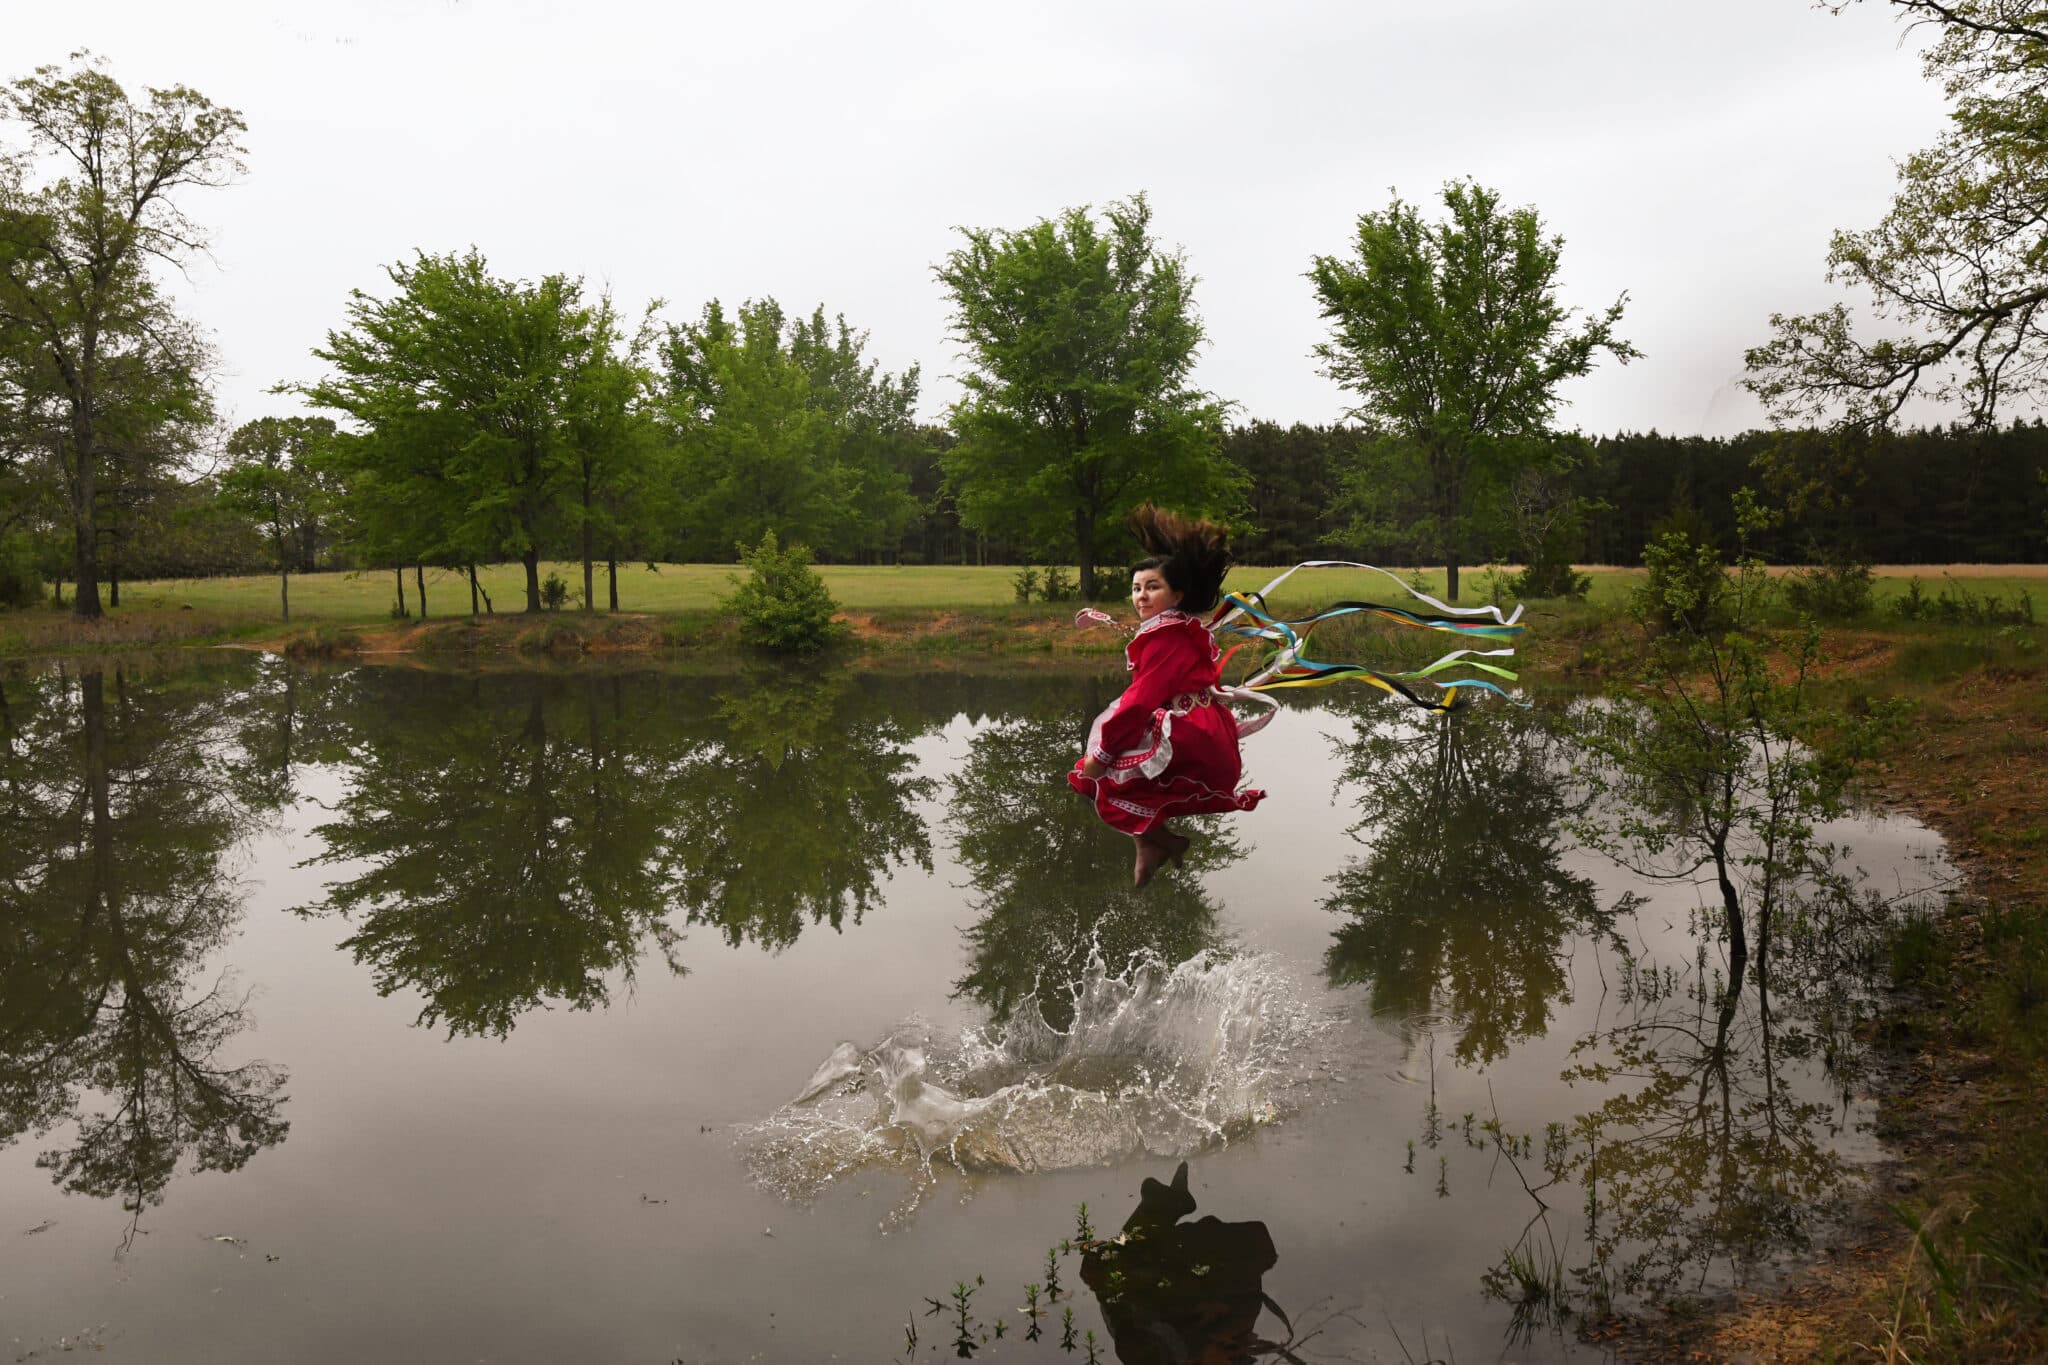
left=0, top=655, right=1951, bottom=1363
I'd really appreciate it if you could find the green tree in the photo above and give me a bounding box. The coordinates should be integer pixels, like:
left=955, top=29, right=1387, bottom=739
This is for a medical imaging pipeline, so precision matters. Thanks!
left=0, top=55, right=245, bottom=620
left=935, top=194, right=1239, bottom=598
left=1308, top=181, right=1635, bottom=600
left=567, top=294, right=665, bottom=610
left=1748, top=3, right=2048, bottom=429
left=302, top=249, right=594, bottom=612
left=661, top=297, right=918, bottom=561
left=218, top=416, right=333, bottom=622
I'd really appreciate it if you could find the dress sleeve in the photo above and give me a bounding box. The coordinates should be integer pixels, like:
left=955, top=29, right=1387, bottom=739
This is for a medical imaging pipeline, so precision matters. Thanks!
left=1092, top=624, right=1201, bottom=759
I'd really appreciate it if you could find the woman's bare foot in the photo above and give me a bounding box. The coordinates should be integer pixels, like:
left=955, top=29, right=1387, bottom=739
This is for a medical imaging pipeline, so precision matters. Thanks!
left=1133, top=835, right=1170, bottom=888
left=1133, top=827, right=1189, bottom=887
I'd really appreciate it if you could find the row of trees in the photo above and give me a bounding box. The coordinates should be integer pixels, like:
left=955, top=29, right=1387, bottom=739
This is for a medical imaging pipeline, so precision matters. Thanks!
left=13, top=1, right=2048, bottom=620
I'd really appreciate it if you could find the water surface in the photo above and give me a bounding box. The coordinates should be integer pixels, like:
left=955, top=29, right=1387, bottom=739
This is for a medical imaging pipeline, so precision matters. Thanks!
left=0, top=656, right=1949, bottom=1362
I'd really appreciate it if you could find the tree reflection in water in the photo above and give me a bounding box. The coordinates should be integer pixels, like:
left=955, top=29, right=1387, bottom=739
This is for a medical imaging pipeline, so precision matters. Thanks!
left=1560, top=941, right=1851, bottom=1308
left=0, top=663, right=288, bottom=1246
left=302, top=670, right=693, bottom=1037
left=946, top=683, right=1238, bottom=1030
left=665, top=668, right=935, bottom=949
left=300, top=667, right=938, bottom=1036
left=1323, top=702, right=1601, bottom=1065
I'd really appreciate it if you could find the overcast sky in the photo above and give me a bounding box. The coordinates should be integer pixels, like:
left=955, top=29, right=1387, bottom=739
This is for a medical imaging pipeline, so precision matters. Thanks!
left=12, top=1, right=1951, bottom=437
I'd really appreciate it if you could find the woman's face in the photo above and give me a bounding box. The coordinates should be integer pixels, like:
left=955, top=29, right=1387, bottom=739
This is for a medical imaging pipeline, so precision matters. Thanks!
left=1130, top=568, right=1183, bottom=621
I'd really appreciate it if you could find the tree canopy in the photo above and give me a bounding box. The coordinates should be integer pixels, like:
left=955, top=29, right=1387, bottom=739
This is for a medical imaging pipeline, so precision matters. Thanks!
left=301, top=249, right=598, bottom=612
left=936, top=194, right=1239, bottom=598
left=1309, top=180, right=1635, bottom=599
left=661, top=298, right=918, bottom=562
left=0, top=55, right=244, bottom=619
left=1748, top=2, right=2048, bottom=429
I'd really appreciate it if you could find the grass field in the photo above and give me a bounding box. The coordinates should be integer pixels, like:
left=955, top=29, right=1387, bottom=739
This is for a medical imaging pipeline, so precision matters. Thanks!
left=94, top=559, right=2048, bottom=628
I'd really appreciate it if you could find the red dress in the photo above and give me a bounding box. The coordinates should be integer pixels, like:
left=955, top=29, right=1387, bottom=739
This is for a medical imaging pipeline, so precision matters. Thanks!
left=1067, top=610, right=1266, bottom=835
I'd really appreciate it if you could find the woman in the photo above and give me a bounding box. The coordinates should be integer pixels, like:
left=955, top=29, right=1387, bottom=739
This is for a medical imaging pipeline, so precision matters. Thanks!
left=1069, top=505, right=1266, bottom=887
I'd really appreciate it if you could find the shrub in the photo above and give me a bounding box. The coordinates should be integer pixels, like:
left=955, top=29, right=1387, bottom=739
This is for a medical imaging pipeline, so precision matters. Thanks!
left=1012, top=565, right=1042, bottom=603
left=540, top=572, right=570, bottom=611
left=1039, top=565, right=1076, bottom=602
left=1782, top=551, right=1874, bottom=621
left=1637, top=527, right=1732, bottom=635
left=723, top=530, right=841, bottom=653
left=1892, top=578, right=2036, bottom=626
left=1509, top=558, right=1591, bottom=600
left=0, top=534, right=41, bottom=609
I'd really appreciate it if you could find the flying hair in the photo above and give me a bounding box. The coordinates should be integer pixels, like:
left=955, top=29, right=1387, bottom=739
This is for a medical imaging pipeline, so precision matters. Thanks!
left=1127, top=503, right=1233, bottom=614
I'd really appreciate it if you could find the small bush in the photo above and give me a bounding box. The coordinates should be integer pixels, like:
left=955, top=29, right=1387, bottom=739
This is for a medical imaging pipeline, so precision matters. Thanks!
left=1782, top=555, right=1875, bottom=620
left=1509, top=559, right=1591, bottom=600
left=1012, top=565, right=1042, bottom=603
left=1039, top=565, right=1076, bottom=602
left=1892, top=578, right=2036, bottom=626
left=0, top=534, right=41, bottom=609
left=723, top=530, right=841, bottom=653
left=1637, top=527, right=1732, bottom=635
left=540, top=572, right=570, bottom=611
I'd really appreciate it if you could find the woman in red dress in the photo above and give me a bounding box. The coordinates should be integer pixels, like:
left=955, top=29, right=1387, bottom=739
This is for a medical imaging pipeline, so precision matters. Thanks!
left=1069, top=507, right=1266, bottom=887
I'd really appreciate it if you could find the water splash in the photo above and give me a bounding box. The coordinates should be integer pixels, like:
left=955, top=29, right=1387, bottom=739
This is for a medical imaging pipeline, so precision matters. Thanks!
left=740, top=950, right=1328, bottom=1217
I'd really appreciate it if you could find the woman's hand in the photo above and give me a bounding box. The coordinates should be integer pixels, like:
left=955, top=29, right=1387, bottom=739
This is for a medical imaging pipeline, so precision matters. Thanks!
left=1078, top=756, right=1106, bottom=779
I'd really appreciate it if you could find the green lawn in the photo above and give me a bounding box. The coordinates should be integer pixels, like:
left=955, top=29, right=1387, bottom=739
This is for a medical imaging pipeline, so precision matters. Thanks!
left=86, top=560, right=2048, bottom=629
left=116, top=561, right=1615, bottom=624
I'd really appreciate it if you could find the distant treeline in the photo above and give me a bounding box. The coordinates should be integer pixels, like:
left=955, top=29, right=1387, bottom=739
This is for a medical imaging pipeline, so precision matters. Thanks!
left=1226, top=421, right=2048, bottom=567
left=99, top=419, right=2048, bottom=585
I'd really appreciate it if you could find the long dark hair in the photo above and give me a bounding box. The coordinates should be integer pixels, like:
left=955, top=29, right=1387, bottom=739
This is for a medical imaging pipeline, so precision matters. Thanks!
left=1128, top=504, right=1233, bottom=614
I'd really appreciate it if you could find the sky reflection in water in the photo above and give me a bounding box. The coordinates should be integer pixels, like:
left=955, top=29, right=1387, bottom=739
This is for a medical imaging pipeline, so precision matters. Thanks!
left=0, top=655, right=1949, bottom=1363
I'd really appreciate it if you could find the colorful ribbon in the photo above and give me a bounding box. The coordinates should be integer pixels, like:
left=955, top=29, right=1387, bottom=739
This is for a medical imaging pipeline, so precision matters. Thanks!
left=1076, top=564, right=1527, bottom=716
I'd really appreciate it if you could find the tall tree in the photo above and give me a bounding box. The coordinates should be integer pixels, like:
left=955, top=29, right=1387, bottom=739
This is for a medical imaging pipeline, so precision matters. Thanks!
left=566, top=295, right=663, bottom=610
left=0, top=55, right=245, bottom=620
left=1309, top=181, right=1635, bottom=599
left=1748, top=2, right=2048, bottom=429
left=936, top=194, right=1239, bottom=598
left=661, top=298, right=918, bottom=562
left=302, top=249, right=592, bottom=613
left=218, top=416, right=332, bottom=622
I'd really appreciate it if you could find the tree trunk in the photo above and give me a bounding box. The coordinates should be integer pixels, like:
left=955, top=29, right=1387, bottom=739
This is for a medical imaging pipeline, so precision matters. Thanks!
left=1075, top=507, right=1096, bottom=603
left=280, top=568, right=290, bottom=624
left=1445, top=558, right=1460, bottom=603
left=468, top=564, right=481, bottom=617
left=581, top=470, right=595, bottom=612
left=607, top=555, right=618, bottom=612
left=523, top=549, right=542, bottom=613
left=416, top=563, right=428, bottom=620
left=108, top=545, right=120, bottom=609
left=395, top=566, right=408, bottom=618
left=69, top=420, right=104, bottom=621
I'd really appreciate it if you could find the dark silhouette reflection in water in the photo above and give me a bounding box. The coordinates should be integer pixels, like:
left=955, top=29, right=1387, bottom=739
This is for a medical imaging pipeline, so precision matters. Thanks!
left=1079, top=1162, right=1306, bottom=1365
left=947, top=682, right=1237, bottom=1029
left=0, top=663, right=288, bottom=1247
left=1323, top=703, right=1602, bottom=1065
left=297, top=667, right=935, bottom=1035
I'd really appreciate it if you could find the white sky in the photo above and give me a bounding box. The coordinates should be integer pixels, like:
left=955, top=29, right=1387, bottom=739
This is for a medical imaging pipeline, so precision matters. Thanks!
left=10, top=0, right=1950, bottom=437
